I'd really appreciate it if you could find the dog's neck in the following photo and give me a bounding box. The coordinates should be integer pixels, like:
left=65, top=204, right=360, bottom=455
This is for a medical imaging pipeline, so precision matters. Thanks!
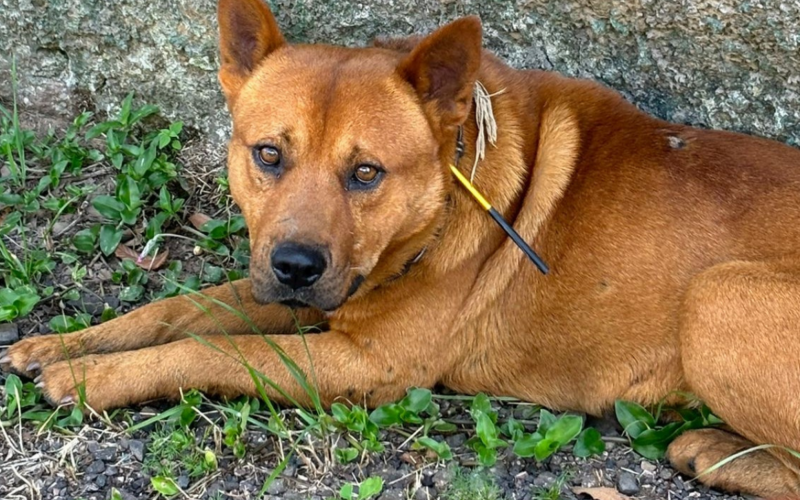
left=366, top=61, right=551, bottom=290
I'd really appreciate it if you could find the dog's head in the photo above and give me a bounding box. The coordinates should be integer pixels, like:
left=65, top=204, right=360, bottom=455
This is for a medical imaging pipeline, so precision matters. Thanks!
left=217, top=0, right=482, bottom=311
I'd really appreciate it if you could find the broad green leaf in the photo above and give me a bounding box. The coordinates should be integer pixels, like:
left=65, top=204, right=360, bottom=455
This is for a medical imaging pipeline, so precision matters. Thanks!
left=474, top=410, right=500, bottom=446
left=99, top=224, right=123, bottom=256
left=631, top=439, right=668, bottom=460
left=501, top=416, right=524, bottom=440
left=615, top=400, right=655, bottom=439
left=100, top=307, right=118, bottom=322
left=414, top=437, right=453, bottom=460
left=72, top=228, right=97, bottom=253
left=119, top=285, right=144, bottom=302
left=369, top=404, right=402, bottom=427
left=512, top=432, right=542, bottom=458
left=400, top=387, right=432, bottom=414
left=357, top=476, right=383, bottom=500
left=471, top=393, right=492, bottom=415
left=475, top=442, right=497, bottom=467
left=91, top=195, right=125, bottom=221
left=545, top=414, right=583, bottom=446
left=200, top=219, right=229, bottom=240
left=537, top=409, right=557, bottom=435
left=633, top=421, right=685, bottom=445
left=533, top=437, right=560, bottom=461
left=151, top=476, right=179, bottom=497
left=331, top=403, right=351, bottom=423
left=340, top=483, right=354, bottom=500
left=573, top=428, right=606, bottom=457
left=335, top=447, right=359, bottom=464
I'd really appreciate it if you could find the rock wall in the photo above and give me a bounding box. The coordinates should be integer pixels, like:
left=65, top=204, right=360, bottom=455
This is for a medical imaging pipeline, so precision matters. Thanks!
left=2, top=0, right=799, bottom=146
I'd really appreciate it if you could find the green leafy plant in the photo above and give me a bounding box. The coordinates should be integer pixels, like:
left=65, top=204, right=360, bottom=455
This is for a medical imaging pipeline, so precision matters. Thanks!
left=511, top=409, right=585, bottom=461
left=155, top=261, right=201, bottom=299
left=0, top=285, right=41, bottom=322
left=339, top=476, right=383, bottom=500
left=195, top=215, right=247, bottom=257
left=329, top=402, right=384, bottom=457
left=2, top=374, right=83, bottom=428
left=615, top=399, right=723, bottom=460
left=111, top=258, right=150, bottom=302
left=49, top=311, right=92, bottom=333
left=466, top=393, right=508, bottom=466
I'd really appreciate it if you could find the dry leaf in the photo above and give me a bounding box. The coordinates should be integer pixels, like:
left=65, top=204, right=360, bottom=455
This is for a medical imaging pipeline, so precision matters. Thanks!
left=189, top=212, right=212, bottom=230
left=572, top=487, right=632, bottom=500
left=114, top=244, right=170, bottom=270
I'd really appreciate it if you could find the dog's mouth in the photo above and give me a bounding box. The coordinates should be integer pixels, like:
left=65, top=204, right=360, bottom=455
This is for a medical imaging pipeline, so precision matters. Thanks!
left=278, top=298, right=312, bottom=309
left=251, top=271, right=366, bottom=312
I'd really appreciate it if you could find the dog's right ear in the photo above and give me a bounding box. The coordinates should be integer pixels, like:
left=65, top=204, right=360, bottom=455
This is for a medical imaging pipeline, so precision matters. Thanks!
left=397, top=17, right=482, bottom=133
left=217, top=0, right=285, bottom=103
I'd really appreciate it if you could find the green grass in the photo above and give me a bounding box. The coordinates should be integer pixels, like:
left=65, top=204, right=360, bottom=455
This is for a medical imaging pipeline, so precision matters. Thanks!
left=442, top=468, right=503, bottom=500
left=143, top=424, right=217, bottom=480
left=531, top=472, right=571, bottom=500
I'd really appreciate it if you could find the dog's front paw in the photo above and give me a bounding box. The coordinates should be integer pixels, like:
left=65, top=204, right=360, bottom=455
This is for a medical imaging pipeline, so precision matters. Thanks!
left=34, top=356, right=113, bottom=411
left=0, top=335, right=77, bottom=378
left=35, top=353, right=163, bottom=413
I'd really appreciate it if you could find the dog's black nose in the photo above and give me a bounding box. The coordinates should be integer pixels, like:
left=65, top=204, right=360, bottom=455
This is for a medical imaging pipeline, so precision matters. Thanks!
left=271, top=243, right=327, bottom=290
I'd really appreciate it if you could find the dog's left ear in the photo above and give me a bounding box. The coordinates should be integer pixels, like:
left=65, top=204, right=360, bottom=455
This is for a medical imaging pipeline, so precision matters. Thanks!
left=217, top=0, right=286, bottom=104
left=397, top=17, right=483, bottom=132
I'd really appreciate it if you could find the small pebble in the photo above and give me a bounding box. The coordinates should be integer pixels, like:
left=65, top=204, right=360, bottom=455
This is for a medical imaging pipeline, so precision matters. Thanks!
left=85, top=460, right=105, bottom=474
left=641, top=460, right=657, bottom=473
left=129, top=440, right=145, bottom=462
left=445, top=433, right=467, bottom=448
left=617, top=471, right=640, bottom=495
left=0, top=323, right=19, bottom=344
left=177, top=475, right=190, bottom=489
left=533, top=472, right=558, bottom=489
left=413, top=486, right=435, bottom=500
left=379, top=489, right=405, bottom=500
left=266, top=478, right=286, bottom=495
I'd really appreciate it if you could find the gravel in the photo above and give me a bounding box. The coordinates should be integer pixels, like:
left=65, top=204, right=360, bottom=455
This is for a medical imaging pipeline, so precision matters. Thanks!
left=0, top=399, right=755, bottom=500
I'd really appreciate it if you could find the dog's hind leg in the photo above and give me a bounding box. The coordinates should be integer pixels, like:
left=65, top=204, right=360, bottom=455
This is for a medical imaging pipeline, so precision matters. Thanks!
left=669, top=259, right=800, bottom=497
left=669, top=428, right=800, bottom=497
left=0, top=279, right=323, bottom=378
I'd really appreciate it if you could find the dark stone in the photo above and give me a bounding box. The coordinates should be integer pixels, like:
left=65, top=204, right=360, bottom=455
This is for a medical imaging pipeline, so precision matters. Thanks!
left=616, top=472, right=640, bottom=495
left=533, top=472, right=558, bottom=489
left=128, top=439, right=145, bottom=462
left=86, top=460, right=105, bottom=474
left=0, top=323, right=19, bottom=344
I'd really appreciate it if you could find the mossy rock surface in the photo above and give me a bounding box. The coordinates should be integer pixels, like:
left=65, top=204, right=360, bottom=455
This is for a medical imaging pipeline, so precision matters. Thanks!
left=2, top=0, right=798, bottom=146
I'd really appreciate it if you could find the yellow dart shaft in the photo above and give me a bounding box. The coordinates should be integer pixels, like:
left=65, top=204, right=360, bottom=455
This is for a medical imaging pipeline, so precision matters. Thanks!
left=449, top=165, right=491, bottom=211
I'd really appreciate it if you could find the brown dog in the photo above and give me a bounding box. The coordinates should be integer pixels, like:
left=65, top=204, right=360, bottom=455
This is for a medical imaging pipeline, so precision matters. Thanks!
left=3, top=0, right=800, bottom=496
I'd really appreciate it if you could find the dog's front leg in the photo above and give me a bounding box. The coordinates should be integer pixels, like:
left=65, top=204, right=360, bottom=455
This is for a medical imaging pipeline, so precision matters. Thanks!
left=1, top=280, right=324, bottom=378
left=35, top=328, right=435, bottom=411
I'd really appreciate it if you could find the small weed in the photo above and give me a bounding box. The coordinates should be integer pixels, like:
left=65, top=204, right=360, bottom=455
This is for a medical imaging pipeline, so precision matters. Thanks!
left=509, top=408, right=583, bottom=462
left=111, top=259, right=150, bottom=303
left=442, top=468, right=503, bottom=500
left=531, top=472, right=572, bottom=500
left=1, top=373, right=83, bottom=429
left=339, top=476, right=383, bottom=500
left=615, top=398, right=723, bottom=460
left=143, top=424, right=216, bottom=480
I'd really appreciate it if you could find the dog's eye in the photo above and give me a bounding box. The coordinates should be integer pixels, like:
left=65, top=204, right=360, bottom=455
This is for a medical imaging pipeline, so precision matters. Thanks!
left=348, top=164, right=384, bottom=190
left=256, top=146, right=281, bottom=167
left=354, top=165, right=379, bottom=183
left=347, top=164, right=383, bottom=190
